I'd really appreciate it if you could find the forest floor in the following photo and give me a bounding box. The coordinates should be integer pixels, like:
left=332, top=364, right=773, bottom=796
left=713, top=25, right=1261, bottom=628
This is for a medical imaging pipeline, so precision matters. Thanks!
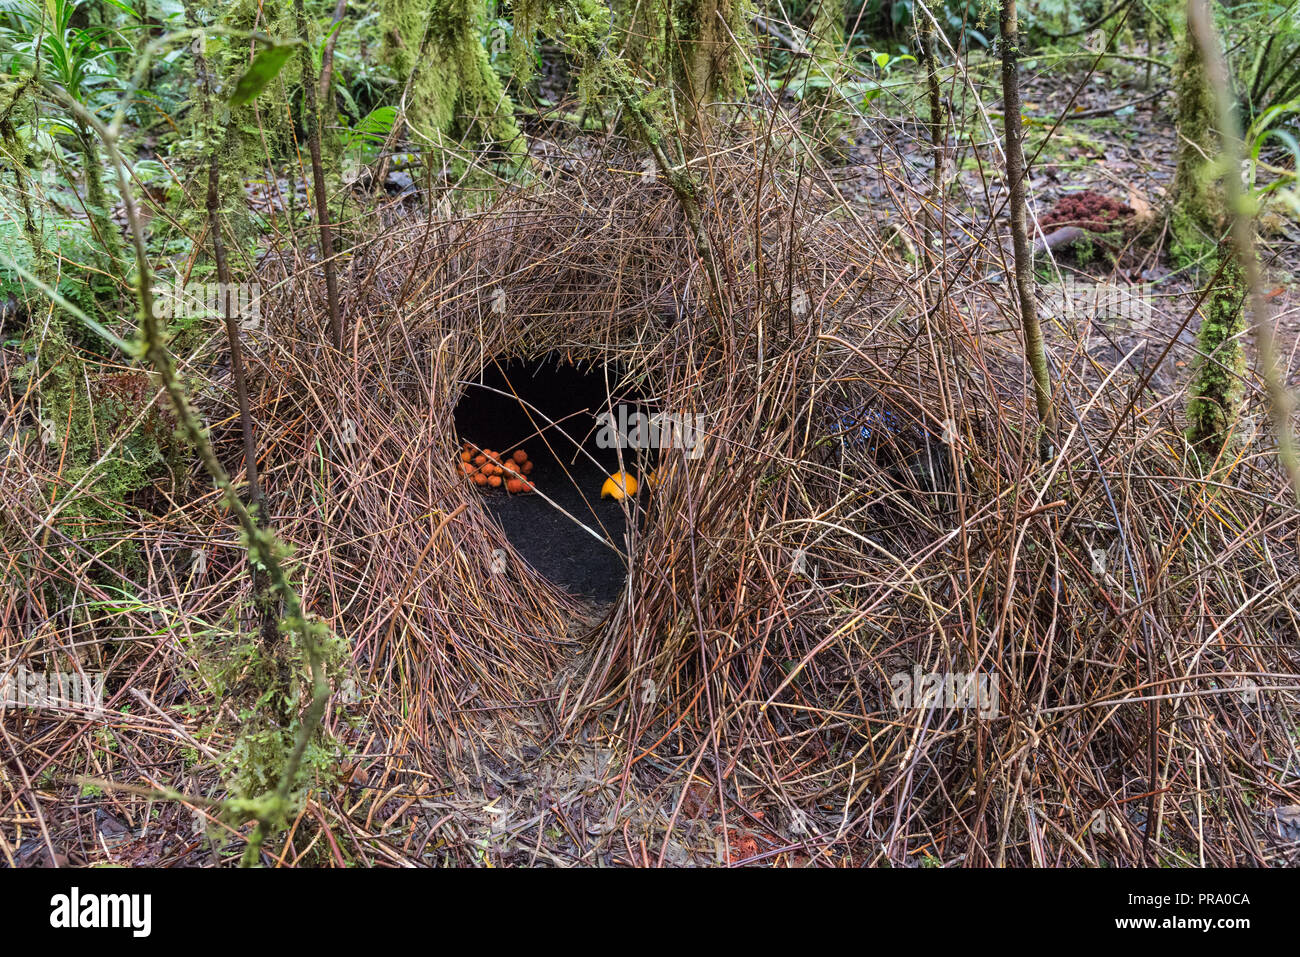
left=444, top=54, right=1300, bottom=866
left=14, top=52, right=1299, bottom=869
left=798, top=51, right=1300, bottom=397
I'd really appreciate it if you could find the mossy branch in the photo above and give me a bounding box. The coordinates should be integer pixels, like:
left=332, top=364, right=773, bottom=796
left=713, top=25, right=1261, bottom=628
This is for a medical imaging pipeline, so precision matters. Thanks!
left=1188, top=0, right=1300, bottom=502
left=52, top=88, right=335, bottom=868
left=183, top=4, right=282, bottom=652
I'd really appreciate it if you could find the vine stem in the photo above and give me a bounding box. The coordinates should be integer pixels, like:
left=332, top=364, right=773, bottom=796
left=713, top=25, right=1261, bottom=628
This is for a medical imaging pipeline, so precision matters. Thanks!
left=294, top=0, right=344, bottom=350
left=53, top=87, right=332, bottom=868
left=1000, top=0, right=1056, bottom=459
left=183, top=5, right=282, bottom=652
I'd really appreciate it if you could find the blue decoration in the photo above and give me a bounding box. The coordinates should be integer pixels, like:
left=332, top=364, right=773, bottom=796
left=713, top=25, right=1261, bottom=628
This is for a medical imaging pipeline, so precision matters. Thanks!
left=833, top=404, right=904, bottom=446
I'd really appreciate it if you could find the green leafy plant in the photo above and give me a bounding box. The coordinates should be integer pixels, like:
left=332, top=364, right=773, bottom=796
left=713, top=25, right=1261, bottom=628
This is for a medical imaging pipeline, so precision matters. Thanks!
left=228, top=41, right=299, bottom=107
left=0, top=0, right=142, bottom=277
left=1234, top=0, right=1300, bottom=132
left=0, top=0, right=135, bottom=108
left=343, top=103, right=397, bottom=156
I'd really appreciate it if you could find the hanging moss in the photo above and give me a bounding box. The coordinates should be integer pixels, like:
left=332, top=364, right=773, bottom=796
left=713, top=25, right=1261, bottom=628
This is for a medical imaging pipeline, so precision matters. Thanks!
left=381, top=0, right=524, bottom=159
left=381, top=0, right=429, bottom=78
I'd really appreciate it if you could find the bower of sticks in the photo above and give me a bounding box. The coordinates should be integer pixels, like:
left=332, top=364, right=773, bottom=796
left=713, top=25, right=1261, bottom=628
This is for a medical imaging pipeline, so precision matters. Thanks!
left=3, top=133, right=1297, bottom=867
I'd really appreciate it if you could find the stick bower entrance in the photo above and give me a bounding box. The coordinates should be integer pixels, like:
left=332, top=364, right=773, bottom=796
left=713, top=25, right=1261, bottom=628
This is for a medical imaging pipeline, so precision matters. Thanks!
left=454, top=354, right=648, bottom=603
left=216, top=145, right=1300, bottom=865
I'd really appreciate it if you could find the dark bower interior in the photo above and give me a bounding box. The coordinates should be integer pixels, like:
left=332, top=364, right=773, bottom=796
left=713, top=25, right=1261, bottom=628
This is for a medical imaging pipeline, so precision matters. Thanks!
left=454, top=354, right=648, bottom=604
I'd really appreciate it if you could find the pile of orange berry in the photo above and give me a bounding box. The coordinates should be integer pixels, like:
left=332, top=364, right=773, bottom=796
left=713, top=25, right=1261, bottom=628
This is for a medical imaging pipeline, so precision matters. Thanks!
left=458, top=442, right=535, bottom=493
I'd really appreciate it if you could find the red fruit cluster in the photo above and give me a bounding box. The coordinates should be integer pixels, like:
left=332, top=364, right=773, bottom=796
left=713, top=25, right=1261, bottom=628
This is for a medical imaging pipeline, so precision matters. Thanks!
left=1041, top=191, right=1134, bottom=233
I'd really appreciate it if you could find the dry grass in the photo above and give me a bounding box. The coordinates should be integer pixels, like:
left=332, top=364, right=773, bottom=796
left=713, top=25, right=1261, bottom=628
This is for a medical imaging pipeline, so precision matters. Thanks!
left=2, top=97, right=1299, bottom=866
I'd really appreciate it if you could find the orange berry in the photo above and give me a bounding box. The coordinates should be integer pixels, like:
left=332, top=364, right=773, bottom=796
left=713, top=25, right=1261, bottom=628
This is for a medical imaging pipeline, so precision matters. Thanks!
left=488, top=474, right=502, bottom=487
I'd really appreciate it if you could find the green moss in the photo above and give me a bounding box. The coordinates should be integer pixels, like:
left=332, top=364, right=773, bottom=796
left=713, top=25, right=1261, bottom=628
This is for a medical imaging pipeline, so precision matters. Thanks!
left=1173, top=5, right=1248, bottom=460
left=666, top=0, right=750, bottom=130
left=1186, top=247, right=1247, bottom=459
left=382, top=0, right=524, bottom=159
left=220, top=644, right=338, bottom=800
left=381, top=0, right=428, bottom=79
left=1171, top=16, right=1223, bottom=267
left=0, top=77, right=48, bottom=271
left=31, top=336, right=176, bottom=573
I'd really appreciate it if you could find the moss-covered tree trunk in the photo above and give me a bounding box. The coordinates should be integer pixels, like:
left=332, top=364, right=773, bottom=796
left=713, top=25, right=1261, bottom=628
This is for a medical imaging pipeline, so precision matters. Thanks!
left=1176, top=0, right=1248, bottom=460
left=1171, top=0, right=1221, bottom=264
left=381, top=0, right=523, bottom=158
left=0, top=77, right=48, bottom=277
left=666, top=0, right=746, bottom=134
left=1186, top=251, right=1248, bottom=456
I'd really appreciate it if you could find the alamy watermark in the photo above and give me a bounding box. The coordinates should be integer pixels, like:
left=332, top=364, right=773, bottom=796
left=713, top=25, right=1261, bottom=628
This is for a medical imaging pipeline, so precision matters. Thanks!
left=889, top=666, right=999, bottom=719
left=50, top=887, right=150, bottom=937
left=596, top=404, right=707, bottom=459
left=1, top=663, right=104, bottom=714
left=150, top=281, right=263, bottom=330
left=1044, top=277, right=1154, bottom=327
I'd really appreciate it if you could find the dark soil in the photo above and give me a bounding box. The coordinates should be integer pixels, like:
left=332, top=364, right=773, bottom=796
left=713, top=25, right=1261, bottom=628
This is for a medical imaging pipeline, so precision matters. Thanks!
left=454, top=355, right=648, bottom=603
